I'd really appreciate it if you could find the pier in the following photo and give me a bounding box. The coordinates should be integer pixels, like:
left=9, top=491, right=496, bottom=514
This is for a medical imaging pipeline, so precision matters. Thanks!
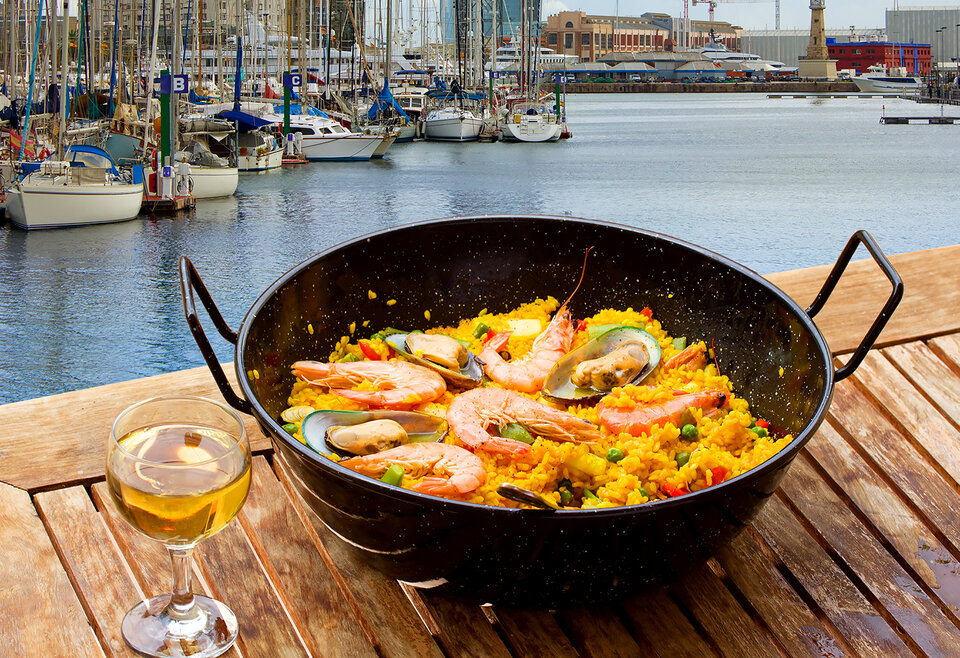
left=1, top=245, right=958, bottom=655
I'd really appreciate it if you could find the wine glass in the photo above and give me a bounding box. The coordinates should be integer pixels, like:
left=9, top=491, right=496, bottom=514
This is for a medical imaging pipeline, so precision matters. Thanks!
left=106, top=395, right=251, bottom=658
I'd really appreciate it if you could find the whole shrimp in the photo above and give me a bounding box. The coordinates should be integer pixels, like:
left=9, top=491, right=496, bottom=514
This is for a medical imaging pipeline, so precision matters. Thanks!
left=447, top=387, right=603, bottom=455
left=597, top=390, right=727, bottom=437
left=479, top=248, right=593, bottom=393
left=340, top=442, right=485, bottom=496
left=663, top=343, right=708, bottom=372
left=292, top=360, right=446, bottom=410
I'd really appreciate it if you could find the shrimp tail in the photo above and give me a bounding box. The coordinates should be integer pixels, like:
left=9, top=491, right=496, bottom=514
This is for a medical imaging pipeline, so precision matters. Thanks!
left=484, top=332, right=512, bottom=352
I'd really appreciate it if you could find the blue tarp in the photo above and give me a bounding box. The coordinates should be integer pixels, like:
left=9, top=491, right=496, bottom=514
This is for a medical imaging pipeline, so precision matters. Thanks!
left=365, top=82, right=410, bottom=122
left=426, top=89, right=485, bottom=102
left=217, top=108, right=272, bottom=132
left=271, top=104, right=328, bottom=118
left=189, top=89, right=217, bottom=104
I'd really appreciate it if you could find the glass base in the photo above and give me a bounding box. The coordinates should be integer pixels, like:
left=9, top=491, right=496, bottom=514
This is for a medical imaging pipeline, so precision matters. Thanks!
left=121, top=594, right=238, bottom=658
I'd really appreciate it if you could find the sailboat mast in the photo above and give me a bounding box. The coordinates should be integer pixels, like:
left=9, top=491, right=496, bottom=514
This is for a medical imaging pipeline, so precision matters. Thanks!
left=385, top=0, right=392, bottom=86
left=58, top=0, right=68, bottom=154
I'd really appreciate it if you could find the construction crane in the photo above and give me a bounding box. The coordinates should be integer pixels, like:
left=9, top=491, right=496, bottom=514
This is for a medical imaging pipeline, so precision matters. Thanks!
left=691, top=0, right=781, bottom=30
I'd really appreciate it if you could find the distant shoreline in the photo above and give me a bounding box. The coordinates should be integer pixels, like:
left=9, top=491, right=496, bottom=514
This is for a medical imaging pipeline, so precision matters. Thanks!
left=557, top=81, right=862, bottom=94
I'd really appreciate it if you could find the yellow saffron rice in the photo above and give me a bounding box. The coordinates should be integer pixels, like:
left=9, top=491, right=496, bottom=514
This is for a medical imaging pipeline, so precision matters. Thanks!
left=284, top=298, right=793, bottom=509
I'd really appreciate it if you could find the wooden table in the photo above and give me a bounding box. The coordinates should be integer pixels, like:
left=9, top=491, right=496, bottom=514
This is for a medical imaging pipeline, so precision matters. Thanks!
left=3, top=245, right=960, bottom=657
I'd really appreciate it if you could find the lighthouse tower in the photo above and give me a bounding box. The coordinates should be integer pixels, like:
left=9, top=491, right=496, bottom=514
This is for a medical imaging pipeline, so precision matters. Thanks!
left=798, top=0, right=838, bottom=79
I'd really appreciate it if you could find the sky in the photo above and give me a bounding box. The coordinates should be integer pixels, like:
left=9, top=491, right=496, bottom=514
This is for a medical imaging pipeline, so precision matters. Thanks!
left=540, top=1, right=894, bottom=32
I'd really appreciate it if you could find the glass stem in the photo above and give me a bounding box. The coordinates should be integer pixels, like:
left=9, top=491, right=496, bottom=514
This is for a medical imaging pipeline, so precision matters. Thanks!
left=166, top=546, right=199, bottom=621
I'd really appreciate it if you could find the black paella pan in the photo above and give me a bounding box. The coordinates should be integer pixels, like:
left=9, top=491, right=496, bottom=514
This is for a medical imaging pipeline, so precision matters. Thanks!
left=180, top=215, right=901, bottom=605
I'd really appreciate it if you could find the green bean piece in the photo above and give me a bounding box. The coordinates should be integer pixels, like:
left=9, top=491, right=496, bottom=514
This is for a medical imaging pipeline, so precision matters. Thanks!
left=281, top=423, right=297, bottom=434
left=676, top=451, right=691, bottom=468
left=370, top=332, right=385, bottom=342
left=681, top=424, right=699, bottom=441
left=559, top=488, right=574, bottom=506
left=672, top=337, right=688, bottom=350
left=583, top=489, right=600, bottom=501
left=451, top=336, right=472, bottom=348
left=338, top=353, right=361, bottom=363
left=381, top=327, right=405, bottom=336
left=639, top=487, right=649, bottom=499
left=473, top=322, right=490, bottom=339
left=752, top=427, right=769, bottom=438
left=499, top=422, right=535, bottom=444
left=606, top=447, right=625, bottom=463
left=380, top=464, right=404, bottom=486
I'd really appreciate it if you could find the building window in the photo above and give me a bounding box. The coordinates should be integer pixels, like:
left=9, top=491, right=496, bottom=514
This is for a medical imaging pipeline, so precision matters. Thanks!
left=565, top=21, right=573, bottom=28
left=595, top=33, right=600, bottom=44
left=548, top=32, right=557, bottom=45
left=581, top=32, right=589, bottom=45
left=565, top=33, right=573, bottom=48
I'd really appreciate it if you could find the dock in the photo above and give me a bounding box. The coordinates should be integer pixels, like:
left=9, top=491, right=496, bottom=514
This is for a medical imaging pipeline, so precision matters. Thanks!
left=2, top=244, right=959, bottom=655
left=141, top=194, right=196, bottom=212
left=768, top=92, right=908, bottom=99
left=880, top=115, right=960, bottom=124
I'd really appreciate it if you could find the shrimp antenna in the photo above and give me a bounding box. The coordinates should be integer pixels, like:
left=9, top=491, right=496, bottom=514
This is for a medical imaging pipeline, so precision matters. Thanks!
left=560, top=246, right=594, bottom=309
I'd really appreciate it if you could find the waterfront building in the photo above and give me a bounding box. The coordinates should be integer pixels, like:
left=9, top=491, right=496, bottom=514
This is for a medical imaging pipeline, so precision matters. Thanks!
left=741, top=29, right=883, bottom=68
left=828, top=41, right=931, bottom=76
left=542, top=11, right=741, bottom=63
left=886, top=7, right=960, bottom=66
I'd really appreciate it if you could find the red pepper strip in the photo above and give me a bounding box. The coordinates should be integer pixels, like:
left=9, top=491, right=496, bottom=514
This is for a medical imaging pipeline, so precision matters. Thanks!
left=359, top=340, right=381, bottom=361
left=640, top=306, right=653, bottom=318
left=711, top=467, right=729, bottom=485
left=662, top=483, right=689, bottom=497
left=575, top=319, right=587, bottom=332
left=755, top=419, right=769, bottom=429
left=485, top=329, right=496, bottom=343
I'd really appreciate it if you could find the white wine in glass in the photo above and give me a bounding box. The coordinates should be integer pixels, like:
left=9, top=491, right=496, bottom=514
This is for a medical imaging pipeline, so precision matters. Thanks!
left=107, top=396, right=251, bottom=658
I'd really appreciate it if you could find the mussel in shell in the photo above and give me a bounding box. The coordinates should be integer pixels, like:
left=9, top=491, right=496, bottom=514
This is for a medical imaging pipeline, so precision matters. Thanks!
left=385, top=332, right=484, bottom=388
left=542, top=326, right=662, bottom=402
left=301, top=409, right=447, bottom=456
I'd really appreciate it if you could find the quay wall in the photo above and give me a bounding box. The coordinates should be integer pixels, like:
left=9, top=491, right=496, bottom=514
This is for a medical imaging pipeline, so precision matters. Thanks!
left=559, top=81, right=860, bottom=94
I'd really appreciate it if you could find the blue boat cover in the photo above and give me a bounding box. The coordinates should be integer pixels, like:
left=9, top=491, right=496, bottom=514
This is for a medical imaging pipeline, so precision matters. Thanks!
left=217, top=108, right=273, bottom=131
left=64, top=144, right=119, bottom=175
left=426, top=89, right=485, bottom=102
left=271, top=104, right=328, bottom=118
left=365, top=82, right=410, bottom=122
left=189, top=89, right=217, bottom=104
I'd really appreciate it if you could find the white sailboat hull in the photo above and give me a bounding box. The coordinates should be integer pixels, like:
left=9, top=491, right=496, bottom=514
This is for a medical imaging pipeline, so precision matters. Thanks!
left=301, top=134, right=381, bottom=161
left=424, top=116, right=483, bottom=142
left=500, top=118, right=562, bottom=143
left=6, top=181, right=143, bottom=230
left=189, top=166, right=239, bottom=199
left=851, top=76, right=921, bottom=93
left=238, top=147, right=283, bottom=171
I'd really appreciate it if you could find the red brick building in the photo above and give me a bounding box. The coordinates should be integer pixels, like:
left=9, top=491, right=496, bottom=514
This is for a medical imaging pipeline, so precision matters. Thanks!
left=827, top=41, right=931, bottom=75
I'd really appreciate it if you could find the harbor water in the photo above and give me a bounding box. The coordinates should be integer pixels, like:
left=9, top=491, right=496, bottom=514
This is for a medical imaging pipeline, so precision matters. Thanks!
left=1, top=92, right=957, bottom=403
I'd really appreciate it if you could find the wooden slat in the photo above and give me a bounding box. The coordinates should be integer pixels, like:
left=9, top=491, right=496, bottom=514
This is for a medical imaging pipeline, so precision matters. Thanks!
left=778, top=455, right=960, bottom=655
left=764, top=243, right=960, bottom=353
left=621, top=588, right=719, bottom=657
left=0, top=365, right=269, bottom=491
left=555, top=607, right=646, bottom=658
left=34, top=487, right=145, bottom=658
left=844, top=348, right=960, bottom=486
left=194, top=505, right=310, bottom=657
left=273, top=457, right=444, bottom=658
left=238, top=457, right=377, bottom=657
left=416, top=592, right=511, bottom=658
left=493, top=608, right=578, bottom=658
left=670, top=562, right=782, bottom=657
left=752, top=496, right=912, bottom=656
left=882, top=342, right=960, bottom=427
left=930, top=333, right=960, bottom=372
left=804, top=423, right=960, bottom=616
left=715, top=530, right=849, bottom=657
left=88, top=483, right=242, bottom=658
left=0, top=483, right=105, bottom=658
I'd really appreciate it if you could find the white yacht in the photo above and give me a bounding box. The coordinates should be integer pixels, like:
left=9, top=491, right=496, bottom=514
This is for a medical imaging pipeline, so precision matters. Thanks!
left=851, top=65, right=922, bottom=93
left=5, top=145, right=143, bottom=230
left=423, top=106, right=484, bottom=142
left=500, top=101, right=562, bottom=143
left=488, top=38, right=579, bottom=72
left=236, top=129, right=283, bottom=171
left=264, top=110, right=384, bottom=161
left=699, top=31, right=784, bottom=70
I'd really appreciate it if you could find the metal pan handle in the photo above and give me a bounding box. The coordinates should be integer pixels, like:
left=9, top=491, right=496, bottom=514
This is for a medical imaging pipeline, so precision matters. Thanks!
left=805, top=230, right=903, bottom=382
left=179, top=256, right=253, bottom=414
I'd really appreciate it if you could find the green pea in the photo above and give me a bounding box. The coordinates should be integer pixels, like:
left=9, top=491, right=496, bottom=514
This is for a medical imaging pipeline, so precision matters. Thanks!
left=681, top=424, right=699, bottom=441
left=606, top=447, right=625, bottom=463
left=639, top=487, right=649, bottom=498
left=752, top=426, right=769, bottom=438
left=281, top=423, right=297, bottom=434
left=499, top=423, right=535, bottom=444
left=583, top=489, right=600, bottom=501
left=380, top=464, right=404, bottom=486
left=559, top=488, right=574, bottom=506
left=473, top=322, right=490, bottom=339
left=338, top=353, right=361, bottom=363
left=672, top=336, right=688, bottom=350
left=676, top=451, right=691, bottom=468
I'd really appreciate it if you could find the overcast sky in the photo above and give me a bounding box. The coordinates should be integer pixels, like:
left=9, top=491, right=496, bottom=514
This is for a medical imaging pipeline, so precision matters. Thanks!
left=541, top=1, right=893, bottom=32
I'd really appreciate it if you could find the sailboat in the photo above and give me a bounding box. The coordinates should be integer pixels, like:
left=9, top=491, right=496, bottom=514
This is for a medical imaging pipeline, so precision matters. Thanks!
left=6, top=0, right=143, bottom=229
